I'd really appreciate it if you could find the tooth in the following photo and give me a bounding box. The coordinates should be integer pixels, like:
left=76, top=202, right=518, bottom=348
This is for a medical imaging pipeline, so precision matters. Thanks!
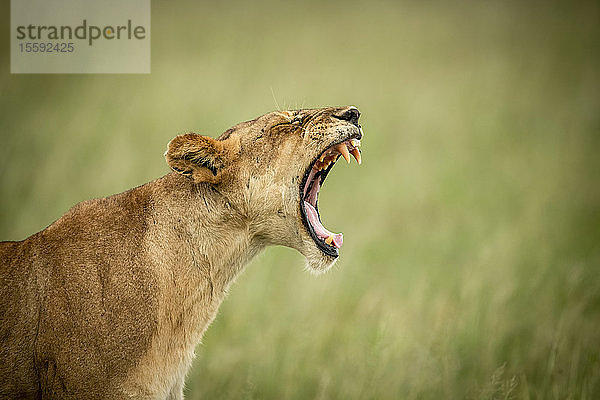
left=325, top=235, right=333, bottom=245
left=351, top=139, right=361, bottom=148
left=350, top=148, right=361, bottom=165
left=337, top=144, right=351, bottom=163
left=319, top=154, right=325, bottom=162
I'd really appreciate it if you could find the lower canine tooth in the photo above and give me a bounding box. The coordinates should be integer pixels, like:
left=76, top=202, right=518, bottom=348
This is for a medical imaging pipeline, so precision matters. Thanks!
left=325, top=235, right=334, bottom=245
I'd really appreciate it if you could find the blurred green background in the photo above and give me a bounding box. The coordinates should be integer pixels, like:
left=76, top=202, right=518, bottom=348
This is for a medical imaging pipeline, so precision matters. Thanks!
left=2, top=0, right=599, bottom=398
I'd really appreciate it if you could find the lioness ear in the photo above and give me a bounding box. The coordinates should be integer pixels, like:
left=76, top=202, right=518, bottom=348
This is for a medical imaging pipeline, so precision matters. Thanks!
left=165, top=133, right=232, bottom=183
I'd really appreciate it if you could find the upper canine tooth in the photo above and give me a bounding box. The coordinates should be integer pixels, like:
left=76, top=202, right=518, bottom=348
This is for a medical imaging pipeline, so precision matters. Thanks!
left=351, top=139, right=361, bottom=148
left=325, top=235, right=334, bottom=245
left=337, top=143, right=351, bottom=163
left=350, top=148, right=362, bottom=165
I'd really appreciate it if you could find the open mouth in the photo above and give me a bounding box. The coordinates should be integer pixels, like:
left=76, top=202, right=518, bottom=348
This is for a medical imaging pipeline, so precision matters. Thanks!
left=300, top=138, right=362, bottom=257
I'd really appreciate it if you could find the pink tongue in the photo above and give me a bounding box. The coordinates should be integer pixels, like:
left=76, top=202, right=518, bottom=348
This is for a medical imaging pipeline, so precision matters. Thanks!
left=303, top=201, right=343, bottom=248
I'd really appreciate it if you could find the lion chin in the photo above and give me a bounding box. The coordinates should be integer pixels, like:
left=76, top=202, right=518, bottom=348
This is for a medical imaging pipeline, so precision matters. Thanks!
left=304, top=253, right=339, bottom=275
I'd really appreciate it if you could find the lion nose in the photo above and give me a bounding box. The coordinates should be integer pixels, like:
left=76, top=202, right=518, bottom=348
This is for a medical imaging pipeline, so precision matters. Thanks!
left=335, top=106, right=360, bottom=127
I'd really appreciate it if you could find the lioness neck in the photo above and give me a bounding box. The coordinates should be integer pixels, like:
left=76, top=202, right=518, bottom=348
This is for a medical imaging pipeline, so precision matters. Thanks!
left=124, top=173, right=263, bottom=397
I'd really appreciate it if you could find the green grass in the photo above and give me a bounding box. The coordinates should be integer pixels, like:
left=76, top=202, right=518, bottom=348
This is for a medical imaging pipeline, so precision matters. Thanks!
left=1, top=0, right=599, bottom=398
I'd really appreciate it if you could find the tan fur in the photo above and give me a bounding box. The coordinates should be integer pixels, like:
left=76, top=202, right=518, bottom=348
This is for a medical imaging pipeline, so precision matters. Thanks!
left=0, top=106, right=362, bottom=399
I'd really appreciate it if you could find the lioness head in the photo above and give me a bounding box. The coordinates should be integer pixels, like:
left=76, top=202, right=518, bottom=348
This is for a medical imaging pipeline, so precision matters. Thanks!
left=165, top=106, right=363, bottom=273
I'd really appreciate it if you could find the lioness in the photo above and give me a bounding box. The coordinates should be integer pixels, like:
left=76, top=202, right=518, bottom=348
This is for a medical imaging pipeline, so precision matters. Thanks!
left=0, top=106, right=363, bottom=399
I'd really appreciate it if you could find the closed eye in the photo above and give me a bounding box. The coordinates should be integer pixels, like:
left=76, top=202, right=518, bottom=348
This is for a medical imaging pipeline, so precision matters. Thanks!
left=268, top=120, right=305, bottom=136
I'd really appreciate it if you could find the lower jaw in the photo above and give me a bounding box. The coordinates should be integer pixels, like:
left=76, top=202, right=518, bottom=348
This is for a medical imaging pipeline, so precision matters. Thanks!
left=300, top=211, right=340, bottom=258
